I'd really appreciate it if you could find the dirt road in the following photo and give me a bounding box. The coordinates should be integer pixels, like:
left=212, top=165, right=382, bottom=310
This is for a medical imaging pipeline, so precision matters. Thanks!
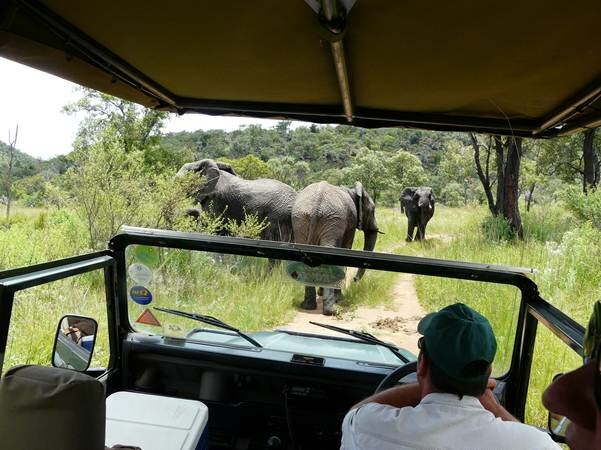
left=280, top=234, right=452, bottom=354
left=282, top=273, right=425, bottom=354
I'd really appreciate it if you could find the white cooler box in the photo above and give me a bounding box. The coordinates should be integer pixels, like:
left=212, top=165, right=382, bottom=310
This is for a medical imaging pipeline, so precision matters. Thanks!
left=106, top=391, right=209, bottom=450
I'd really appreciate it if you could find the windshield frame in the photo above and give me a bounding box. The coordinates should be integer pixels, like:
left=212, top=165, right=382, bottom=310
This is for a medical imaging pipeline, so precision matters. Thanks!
left=110, top=226, right=539, bottom=371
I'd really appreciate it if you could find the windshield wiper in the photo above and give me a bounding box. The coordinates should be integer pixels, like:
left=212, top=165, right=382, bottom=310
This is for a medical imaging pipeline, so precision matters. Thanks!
left=154, top=307, right=262, bottom=348
left=309, top=321, right=409, bottom=363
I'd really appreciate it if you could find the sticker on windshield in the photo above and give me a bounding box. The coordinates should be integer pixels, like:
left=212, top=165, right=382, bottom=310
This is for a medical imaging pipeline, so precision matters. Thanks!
left=135, top=308, right=161, bottom=326
left=130, top=285, right=153, bottom=305
left=285, top=262, right=346, bottom=288
left=128, top=263, right=153, bottom=285
left=133, top=246, right=160, bottom=268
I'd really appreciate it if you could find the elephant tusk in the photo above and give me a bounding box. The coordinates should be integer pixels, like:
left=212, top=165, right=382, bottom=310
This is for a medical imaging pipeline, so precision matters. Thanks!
left=377, top=230, right=385, bottom=235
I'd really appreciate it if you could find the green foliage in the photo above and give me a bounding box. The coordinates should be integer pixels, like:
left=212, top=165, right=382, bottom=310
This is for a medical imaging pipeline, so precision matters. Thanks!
left=342, top=147, right=389, bottom=201
left=62, top=88, right=167, bottom=154
left=12, top=174, right=50, bottom=207
left=480, top=215, right=515, bottom=241
left=267, top=157, right=311, bottom=189
left=522, top=206, right=575, bottom=243
left=436, top=140, right=474, bottom=184
left=562, top=186, right=601, bottom=228
left=439, top=182, right=465, bottom=207
left=225, top=213, right=268, bottom=239
left=342, top=147, right=428, bottom=205
left=221, top=155, right=273, bottom=180
left=63, top=135, right=151, bottom=249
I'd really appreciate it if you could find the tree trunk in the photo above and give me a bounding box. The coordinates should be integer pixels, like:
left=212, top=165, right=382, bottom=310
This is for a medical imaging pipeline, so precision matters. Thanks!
left=501, top=137, right=523, bottom=238
left=494, top=136, right=505, bottom=216
left=526, top=182, right=536, bottom=212
left=470, top=133, right=524, bottom=239
left=469, top=133, right=496, bottom=215
left=583, top=128, right=598, bottom=193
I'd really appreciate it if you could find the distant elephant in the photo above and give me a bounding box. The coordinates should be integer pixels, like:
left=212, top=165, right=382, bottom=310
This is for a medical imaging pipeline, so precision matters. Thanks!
left=292, top=181, right=379, bottom=315
left=177, top=159, right=296, bottom=242
left=400, top=186, right=435, bottom=241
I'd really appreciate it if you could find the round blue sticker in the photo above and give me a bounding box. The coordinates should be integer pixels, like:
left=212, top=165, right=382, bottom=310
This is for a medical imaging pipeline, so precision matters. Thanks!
left=129, top=285, right=153, bottom=305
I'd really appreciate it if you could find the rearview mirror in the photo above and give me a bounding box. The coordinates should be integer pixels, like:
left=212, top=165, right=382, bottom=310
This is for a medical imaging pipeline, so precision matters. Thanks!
left=52, top=315, right=98, bottom=371
left=547, top=373, right=568, bottom=443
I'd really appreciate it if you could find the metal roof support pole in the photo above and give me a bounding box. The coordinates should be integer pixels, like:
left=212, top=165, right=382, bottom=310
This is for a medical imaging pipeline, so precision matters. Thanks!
left=321, top=0, right=353, bottom=123
left=534, top=82, right=601, bottom=135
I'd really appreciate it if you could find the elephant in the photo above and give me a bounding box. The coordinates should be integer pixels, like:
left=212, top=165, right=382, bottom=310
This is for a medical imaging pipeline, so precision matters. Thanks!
left=177, top=159, right=297, bottom=242
left=400, top=186, right=435, bottom=241
left=291, top=181, right=379, bottom=315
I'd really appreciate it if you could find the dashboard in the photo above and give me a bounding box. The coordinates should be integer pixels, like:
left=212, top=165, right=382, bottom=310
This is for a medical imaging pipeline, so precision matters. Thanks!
left=120, top=333, right=412, bottom=449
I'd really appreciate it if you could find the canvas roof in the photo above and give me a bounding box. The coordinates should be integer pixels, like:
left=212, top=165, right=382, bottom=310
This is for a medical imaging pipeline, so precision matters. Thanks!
left=1, top=0, right=600, bottom=137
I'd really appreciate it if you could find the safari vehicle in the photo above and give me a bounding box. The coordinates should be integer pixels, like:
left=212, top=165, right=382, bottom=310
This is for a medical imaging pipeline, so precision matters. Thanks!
left=0, top=1, right=600, bottom=449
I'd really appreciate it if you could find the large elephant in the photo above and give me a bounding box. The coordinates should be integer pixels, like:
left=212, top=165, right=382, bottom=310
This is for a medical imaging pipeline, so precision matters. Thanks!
left=177, top=159, right=296, bottom=242
left=292, top=181, right=379, bottom=315
left=400, top=186, right=435, bottom=241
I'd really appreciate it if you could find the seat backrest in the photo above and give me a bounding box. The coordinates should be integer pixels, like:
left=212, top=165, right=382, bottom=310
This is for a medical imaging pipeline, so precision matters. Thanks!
left=0, top=365, right=105, bottom=450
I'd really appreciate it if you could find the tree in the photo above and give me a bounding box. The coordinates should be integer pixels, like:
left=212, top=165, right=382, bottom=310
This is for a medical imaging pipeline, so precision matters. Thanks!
left=61, top=91, right=191, bottom=248
left=343, top=147, right=389, bottom=202
left=267, top=157, right=311, bottom=189
left=64, top=135, right=149, bottom=248
left=536, top=128, right=600, bottom=194
left=469, top=133, right=523, bottom=238
left=4, top=125, right=18, bottom=218
left=386, top=150, right=428, bottom=190
left=63, top=88, right=167, bottom=155
left=221, top=155, right=273, bottom=180
left=583, top=128, right=599, bottom=193
left=436, top=141, right=475, bottom=205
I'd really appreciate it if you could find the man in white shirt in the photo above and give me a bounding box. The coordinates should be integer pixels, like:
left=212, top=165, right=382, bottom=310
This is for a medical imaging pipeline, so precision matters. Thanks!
left=341, top=303, right=560, bottom=450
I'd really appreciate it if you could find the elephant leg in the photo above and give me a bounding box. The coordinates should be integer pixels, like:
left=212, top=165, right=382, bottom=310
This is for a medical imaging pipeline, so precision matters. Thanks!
left=406, top=217, right=416, bottom=242
left=317, top=287, right=324, bottom=297
left=322, top=288, right=341, bottom=316
left=300, top=286, right=317, bottom=310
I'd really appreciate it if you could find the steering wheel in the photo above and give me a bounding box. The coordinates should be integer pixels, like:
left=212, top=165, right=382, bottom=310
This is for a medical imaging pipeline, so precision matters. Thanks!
left=375, top=360, right=418, bottom=393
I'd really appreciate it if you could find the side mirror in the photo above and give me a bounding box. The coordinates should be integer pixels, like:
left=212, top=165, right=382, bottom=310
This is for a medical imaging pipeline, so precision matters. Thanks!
left=547, top=373, right=568, bottom=443
left=52, top=315, right=98, bottom=371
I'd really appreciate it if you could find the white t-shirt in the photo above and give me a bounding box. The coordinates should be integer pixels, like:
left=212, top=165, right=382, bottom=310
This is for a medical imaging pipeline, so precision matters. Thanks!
left=341, top=393, right=561, bottom=450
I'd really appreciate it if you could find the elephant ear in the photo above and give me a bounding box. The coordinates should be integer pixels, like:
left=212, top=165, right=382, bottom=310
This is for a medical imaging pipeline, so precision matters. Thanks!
left=354, top=181, right=364, bottom=230
left=216, top=161, right=238, bottom=176
left=195, top=159, right=221, bottom=196
left=412, top=189, right=421, bottom=204
left=401, top=187, right=416, bottom=202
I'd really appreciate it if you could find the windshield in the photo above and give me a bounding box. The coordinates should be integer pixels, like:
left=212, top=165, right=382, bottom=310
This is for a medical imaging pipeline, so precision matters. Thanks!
left=125, top=243, right=521, bottom=373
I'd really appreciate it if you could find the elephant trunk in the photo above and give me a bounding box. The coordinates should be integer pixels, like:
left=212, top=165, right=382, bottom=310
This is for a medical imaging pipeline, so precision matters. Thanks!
left=354, top=229, right=378, bottom=282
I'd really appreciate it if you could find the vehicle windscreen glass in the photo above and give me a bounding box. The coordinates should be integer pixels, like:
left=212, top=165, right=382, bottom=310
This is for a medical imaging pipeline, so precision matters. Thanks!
left=125, top=244, right=521, bottom=373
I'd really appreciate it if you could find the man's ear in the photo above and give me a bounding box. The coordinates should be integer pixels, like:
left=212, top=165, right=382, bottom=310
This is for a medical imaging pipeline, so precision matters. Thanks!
left=417, top=351, right=428, bottom=378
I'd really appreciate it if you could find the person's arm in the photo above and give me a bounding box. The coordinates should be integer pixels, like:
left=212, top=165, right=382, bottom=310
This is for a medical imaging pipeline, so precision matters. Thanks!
left=351, top=382, right=422, bottom=410
left=478, top=379, right=518, bottom=422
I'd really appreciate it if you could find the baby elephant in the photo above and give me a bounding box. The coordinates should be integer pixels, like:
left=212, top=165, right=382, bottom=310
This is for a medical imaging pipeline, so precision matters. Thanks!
left=400, top=187, right=435, bottom=241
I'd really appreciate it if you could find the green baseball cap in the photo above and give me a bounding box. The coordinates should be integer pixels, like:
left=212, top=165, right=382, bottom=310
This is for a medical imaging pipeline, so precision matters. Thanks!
left=418, top=303, right=497, bottom=383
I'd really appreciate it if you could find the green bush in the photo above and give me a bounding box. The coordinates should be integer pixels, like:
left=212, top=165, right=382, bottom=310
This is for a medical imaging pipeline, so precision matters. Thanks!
left=440, top=182, right=465, bottom=207
left=562, top=186, right=601, bottom=228
left=522, top=205, right=575, bottom=242
left=480, top=215, right=514, bottom=241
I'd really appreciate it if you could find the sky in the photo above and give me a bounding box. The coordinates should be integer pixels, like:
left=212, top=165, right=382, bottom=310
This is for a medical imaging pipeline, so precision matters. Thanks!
left=0, top=57, right=305, bottom=160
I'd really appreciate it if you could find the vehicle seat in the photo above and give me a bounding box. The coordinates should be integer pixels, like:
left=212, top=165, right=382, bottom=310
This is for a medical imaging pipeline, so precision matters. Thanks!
left=0, top=365, right=139, bottom=450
